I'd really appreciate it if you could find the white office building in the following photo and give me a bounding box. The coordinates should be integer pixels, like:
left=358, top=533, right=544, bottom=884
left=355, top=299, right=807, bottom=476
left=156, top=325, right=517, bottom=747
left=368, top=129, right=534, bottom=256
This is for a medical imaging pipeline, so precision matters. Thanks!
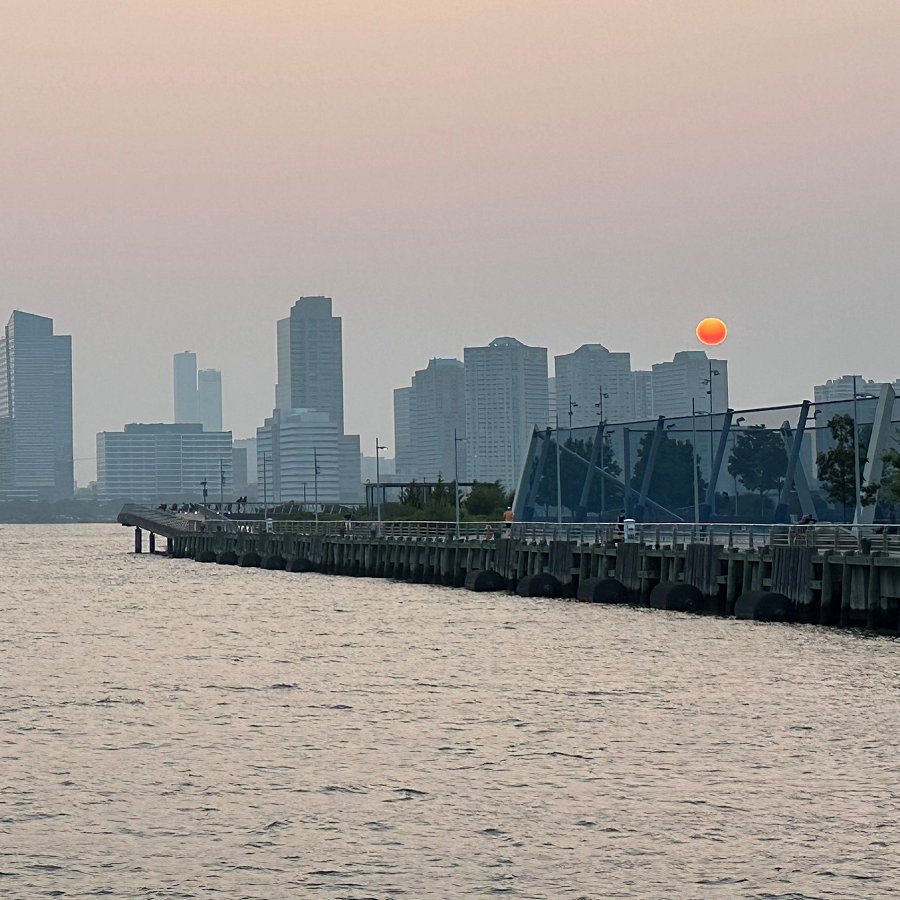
left=813, top=375, right=889, bottom=403
left=554, top=344, right=634, bottom=428
left=0, top=311, right=74, bottom=501
left=393, top=386, right=413, bottom=476
left=96, top=423, right=233, bottom=502
left=233, top=437, right=258, bottom=495
left=198, top=368, right=223, bottom=432
left=633, top=370, right=654, bottom=420
left=257, top=408, right=341, bottom=504
left=275, top=296, right=344, bottom=432
left=406, top=358, right=467, bottom=481
left=651, top=351, right=728, bottom=420
left=464, top=337, right=548, bottom=490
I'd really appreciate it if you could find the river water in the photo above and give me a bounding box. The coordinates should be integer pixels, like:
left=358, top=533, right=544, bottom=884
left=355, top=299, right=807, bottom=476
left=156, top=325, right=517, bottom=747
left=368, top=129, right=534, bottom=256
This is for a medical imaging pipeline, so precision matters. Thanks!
left=1, top=525, right=898, bottom=899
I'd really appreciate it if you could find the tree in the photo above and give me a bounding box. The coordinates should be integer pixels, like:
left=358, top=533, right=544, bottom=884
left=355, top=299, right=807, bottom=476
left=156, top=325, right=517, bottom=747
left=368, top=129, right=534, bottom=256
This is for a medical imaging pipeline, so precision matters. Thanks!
left=816, top=414, right=876, bottom=520
left=880, top=448, right=900, bottom=505
left=727, top=426, right=788, bottom=517
left=463, top=481, right=509, bottom=518
left=534, top=433, right=623, bottom=518
left=631, top=430, right=706, bottom=514
left=398, top=480, right=424, bottom=509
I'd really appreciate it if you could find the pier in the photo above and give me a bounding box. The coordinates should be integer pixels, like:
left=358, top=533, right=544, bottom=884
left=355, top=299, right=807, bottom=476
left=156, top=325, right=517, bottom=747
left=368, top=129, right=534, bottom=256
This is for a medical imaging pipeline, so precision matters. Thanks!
left=118, top=504, right=900, bottom=635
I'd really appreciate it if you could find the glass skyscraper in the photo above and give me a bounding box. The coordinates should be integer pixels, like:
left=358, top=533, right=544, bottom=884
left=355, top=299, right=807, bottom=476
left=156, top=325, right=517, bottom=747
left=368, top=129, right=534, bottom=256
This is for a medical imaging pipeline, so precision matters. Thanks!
left=0, top=310, right=74, bottom=500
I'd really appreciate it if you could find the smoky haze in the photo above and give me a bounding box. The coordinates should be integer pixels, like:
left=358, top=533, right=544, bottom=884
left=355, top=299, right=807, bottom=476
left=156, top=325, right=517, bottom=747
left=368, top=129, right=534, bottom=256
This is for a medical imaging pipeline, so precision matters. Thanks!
left=1, top=1, right=898, bottom=486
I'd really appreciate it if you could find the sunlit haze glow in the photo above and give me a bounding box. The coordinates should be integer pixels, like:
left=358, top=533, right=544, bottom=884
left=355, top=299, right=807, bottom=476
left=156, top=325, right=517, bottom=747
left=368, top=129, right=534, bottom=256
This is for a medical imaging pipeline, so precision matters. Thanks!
left=1, top=2, right=898, bottom=484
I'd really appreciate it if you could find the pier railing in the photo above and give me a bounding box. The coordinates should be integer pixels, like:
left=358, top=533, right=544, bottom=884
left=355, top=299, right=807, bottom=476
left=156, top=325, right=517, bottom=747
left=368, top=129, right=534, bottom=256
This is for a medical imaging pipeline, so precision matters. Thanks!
left=257, top=519, right=900, bottom=553
left=120, top=505, right=900, bottom=554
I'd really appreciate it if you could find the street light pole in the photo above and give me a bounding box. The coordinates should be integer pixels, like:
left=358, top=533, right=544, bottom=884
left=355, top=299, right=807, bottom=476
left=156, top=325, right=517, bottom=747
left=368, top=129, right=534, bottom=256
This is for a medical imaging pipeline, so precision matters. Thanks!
left=594, top=388, right=609, bottom=517
left=568, top=394, right=577, bottom=430
left=705, top=366, right=720, bottom=503
left=555, top=415, right=562, bottom=525
left=453, top=427, right=464, bottom=539
left=313, top=447, right=320, bottom=525
left=691, top=398, right=700, bottom=523
left=852, top=374, right=862, bottom=524
left=262, top=453, right=268, bottom=520
left=375, top=438, right=388, bottom=528
left=219, top=457, right=225, bottom=508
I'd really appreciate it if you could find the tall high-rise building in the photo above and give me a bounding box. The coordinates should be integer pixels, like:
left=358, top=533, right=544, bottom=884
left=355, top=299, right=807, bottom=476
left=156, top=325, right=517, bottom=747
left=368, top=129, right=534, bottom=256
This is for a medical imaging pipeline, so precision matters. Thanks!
left=264, top=296, right=359, bottom=501
left=198, top=369, right=223, bottom=432
left=651, top=351, right=728, bottom=420
left=464, top=337, right=548, bottom=490
left=632, top=370, right=654, bottom=420
left=173, top=351, right=199, bottom=424
left=406, top=358, right=467, bottom=481
left=393, top=386, right=413, bottom=476
left=554, top=344, right=634, bottom=427
left=275, top=296, right=344, bottom=432
left=0, top=311, right=73, bottom=501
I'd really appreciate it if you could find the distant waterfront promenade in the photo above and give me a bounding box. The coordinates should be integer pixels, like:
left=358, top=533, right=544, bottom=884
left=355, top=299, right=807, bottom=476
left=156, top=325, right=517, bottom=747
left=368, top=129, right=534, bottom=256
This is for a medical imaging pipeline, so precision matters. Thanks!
left=119, top=505, right=900, bottom=634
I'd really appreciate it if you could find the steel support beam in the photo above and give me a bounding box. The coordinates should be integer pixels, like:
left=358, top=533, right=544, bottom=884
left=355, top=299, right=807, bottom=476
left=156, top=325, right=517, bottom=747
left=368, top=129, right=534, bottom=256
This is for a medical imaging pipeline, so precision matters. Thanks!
left=859, top=382, right=896, bottom=525
left=575, top=420, right=605, bottom=520
left=701, top=409, right=734, bottom=521
left=774, top=400, right=811, bottom=523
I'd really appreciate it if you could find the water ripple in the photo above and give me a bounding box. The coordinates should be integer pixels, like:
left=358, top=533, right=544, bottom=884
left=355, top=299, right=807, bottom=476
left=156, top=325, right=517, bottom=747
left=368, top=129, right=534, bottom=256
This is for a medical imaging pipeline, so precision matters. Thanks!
left=1, top=524, right=898, bottom=898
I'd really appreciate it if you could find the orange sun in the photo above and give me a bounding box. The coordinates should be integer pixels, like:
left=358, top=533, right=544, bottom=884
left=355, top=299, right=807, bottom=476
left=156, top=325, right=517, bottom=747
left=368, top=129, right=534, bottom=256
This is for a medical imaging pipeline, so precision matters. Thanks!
left=696, top=317, right=728, bottom=346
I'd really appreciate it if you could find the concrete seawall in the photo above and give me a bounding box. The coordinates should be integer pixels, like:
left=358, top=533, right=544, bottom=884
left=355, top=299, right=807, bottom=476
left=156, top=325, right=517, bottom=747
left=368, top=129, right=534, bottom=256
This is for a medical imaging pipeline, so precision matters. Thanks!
left=124, top=511, right=900, bottom=635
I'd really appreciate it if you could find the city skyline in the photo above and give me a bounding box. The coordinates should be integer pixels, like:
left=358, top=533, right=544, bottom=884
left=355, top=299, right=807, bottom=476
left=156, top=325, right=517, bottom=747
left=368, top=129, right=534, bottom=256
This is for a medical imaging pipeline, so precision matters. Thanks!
left=4, top=302, right=900, bottom=490
left=1, top=3, right=897, bottom=486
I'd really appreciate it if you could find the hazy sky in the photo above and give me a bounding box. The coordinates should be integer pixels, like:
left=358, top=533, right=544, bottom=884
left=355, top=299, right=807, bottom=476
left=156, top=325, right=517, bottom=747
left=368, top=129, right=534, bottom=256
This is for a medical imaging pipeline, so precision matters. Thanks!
left=2, top=1, right=898, bottom=485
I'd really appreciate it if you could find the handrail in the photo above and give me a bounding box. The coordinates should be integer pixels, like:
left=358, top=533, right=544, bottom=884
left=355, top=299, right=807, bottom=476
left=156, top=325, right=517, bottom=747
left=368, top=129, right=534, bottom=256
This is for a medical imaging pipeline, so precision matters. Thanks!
left=119, top=505, right=900, bottom=552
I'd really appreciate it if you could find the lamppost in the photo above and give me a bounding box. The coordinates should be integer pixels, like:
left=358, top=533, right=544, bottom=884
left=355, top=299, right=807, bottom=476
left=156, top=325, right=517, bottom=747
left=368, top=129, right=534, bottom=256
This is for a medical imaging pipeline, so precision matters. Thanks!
left=375, top=438, right=388, bottom=527
left=313, top=447, right=320, bottom=525
left=594, top=388, right=609, bottom=516
left=852, top=375, right=862, bottom=524
left=219, top=457, right=225, bottom=508
left=731, top=416, right=745, bottom=516
left=703, top=368, right=720, bottom=496
left=200, top=478, right=209, bottom=506
left=554, top=414, right=562, bottom=525
left=568, top=394, right=578, bottom=430
left=453, top=428, right=466, bottom=539
left=691, top=399, right=699, bottom=523
left=261, top=453, right=269, bottom=520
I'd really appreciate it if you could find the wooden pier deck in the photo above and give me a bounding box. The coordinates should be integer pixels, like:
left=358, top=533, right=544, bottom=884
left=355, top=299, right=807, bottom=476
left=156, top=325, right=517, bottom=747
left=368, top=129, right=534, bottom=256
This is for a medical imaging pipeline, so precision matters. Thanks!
left=118, top=505, right=900, bottom=635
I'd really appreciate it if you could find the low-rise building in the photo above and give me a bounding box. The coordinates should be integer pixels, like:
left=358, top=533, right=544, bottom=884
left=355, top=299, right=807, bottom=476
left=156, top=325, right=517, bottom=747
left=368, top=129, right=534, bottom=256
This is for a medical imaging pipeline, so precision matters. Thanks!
left=96, top=423, right=233, bottom=502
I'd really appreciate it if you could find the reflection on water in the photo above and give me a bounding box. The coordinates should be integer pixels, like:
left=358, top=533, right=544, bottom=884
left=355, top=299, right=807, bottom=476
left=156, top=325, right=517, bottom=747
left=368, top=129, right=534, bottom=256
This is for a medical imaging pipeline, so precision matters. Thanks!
left=1, top=525, right=898, bottom=898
